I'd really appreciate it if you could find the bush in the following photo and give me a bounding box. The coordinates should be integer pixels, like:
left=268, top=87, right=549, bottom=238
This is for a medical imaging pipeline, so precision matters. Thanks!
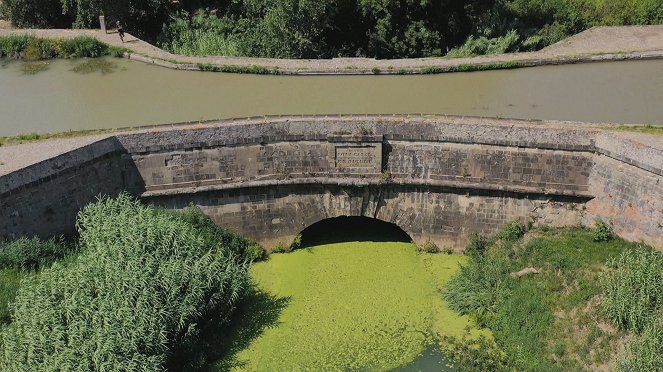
left=465, top=233, right=488, bottom=258
left=593, top=219, right=614, bottom=242
left=0, top=194, right=250, bottom=371
left=418, top=240, right=440, bottom=253
left=444, top=255, right=512, bottom=317
left=0, top=35, right=116, bottom=60
left=290, top=234, right=302, bottom=251
left=0, top=237, right=72, bottom=271
left=602, top=246, right=663, bottom=332
left=619, top=319, right=663, bottom=371
left=498, top=221, right=526, bottom=241
left=0, top=34, right=32, bottom=58
left=446, top=30, right=521, bottom=57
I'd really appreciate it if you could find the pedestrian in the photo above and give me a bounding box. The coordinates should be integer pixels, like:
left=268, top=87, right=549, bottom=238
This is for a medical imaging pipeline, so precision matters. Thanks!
left=116, top=21, right=125, bottom=43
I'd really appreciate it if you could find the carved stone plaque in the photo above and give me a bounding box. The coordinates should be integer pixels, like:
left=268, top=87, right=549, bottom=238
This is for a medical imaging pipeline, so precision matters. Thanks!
left=335, top=146, right=380, bottom=169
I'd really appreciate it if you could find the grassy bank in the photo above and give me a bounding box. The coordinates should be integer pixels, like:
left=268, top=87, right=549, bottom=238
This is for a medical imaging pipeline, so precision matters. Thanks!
left=444, top=224, right=663, bottom=370
left=0, top=34, right=126, bottom=60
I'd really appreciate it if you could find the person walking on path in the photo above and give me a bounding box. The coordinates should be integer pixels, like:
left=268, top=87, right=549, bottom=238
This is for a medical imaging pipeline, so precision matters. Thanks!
left=116, top=21, right=125, bottom=43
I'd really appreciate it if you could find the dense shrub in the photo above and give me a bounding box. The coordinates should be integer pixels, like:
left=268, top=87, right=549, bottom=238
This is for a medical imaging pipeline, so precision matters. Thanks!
left=0, top=34, right=32, bottom=58
left=446, top=30, right=521, bottom=57
left=602, top=246, right=663, bottom=332
left=444, top=255, right=512, bottom=317
left=593, top=219, right=614, bottom=242
left=418, top=240, right=440, bottom=253
left=0, top=195, right=251, bottom=371
left=497, top=220, right=526, bottom=241
left=0, top=35, right=117, bottom=60
left=0, top=237, right=72, bottom=271
left=619, top=319, right=663, bottom=371
left=465, top=233, right=488, bottom=258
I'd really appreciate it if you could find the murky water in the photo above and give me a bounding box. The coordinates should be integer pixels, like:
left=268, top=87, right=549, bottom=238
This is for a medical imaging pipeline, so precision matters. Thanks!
left=1, top=58, right=663, bottom=136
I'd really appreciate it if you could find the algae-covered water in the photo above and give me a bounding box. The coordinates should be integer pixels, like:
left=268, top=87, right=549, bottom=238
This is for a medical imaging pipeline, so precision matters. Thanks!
left=212, top=242, right=483, bottom=371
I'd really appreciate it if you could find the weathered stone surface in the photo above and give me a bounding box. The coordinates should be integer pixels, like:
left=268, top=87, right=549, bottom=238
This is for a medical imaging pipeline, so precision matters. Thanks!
left=0, top=116, right=661, bottom=250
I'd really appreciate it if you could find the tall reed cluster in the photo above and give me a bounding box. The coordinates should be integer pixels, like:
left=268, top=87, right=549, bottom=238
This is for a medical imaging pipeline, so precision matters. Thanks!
left=0, top=194, right=252, bottom=371
left=0, top=35, right=125, bottom=60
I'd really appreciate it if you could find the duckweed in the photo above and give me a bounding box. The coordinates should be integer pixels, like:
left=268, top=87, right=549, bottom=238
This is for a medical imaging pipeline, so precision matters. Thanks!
left=214, top=242, right=484, bottom=370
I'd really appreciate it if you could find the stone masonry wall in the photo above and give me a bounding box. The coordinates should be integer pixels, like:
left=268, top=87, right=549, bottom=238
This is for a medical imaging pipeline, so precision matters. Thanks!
left=0, top=137, right=129, bottom=241
left=147, top=184, right=583, bottom=251
left=0, top=116, right=660, bottom=250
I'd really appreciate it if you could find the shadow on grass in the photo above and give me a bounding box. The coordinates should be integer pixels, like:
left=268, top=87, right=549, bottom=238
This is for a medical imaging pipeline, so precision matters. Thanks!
left=299, top=216, right=412, bottom=248
left=170, top=283, right=290, bottom=371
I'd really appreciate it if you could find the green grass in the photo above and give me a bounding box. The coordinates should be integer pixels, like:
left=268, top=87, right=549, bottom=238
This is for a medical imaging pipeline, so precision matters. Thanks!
left=422, top=61, right=525, bottom=74
left=196, top=63, right=280, bottom=75
left=612, top=124, right=663, bottom=135
left=445, top=226, right=647, bottom=370
left=0, top=269, right=23, bottom=326
left=0, top=128, right=117, bottom=146
left=208, top=242, right=485, bottom=371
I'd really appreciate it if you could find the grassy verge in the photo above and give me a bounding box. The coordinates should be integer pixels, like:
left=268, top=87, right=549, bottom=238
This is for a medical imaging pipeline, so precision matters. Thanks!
left=422, top=61, right=525, bottom=74
left=611, top=124, right=663, bottom=135
left=196, top=63, right=280, bottom=75
left=0, top=34, right=128, bottom=60
left=0, top=128, right=117, bottom=146
left=444, top=224, right=662, bottom=370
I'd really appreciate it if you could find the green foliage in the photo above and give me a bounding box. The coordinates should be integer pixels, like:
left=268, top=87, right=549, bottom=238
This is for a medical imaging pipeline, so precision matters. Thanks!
left=196, top=63, right=279, bottom=74
left=0, top=34, right=32, bottom=58
left=422, top=61, right=524, bottom=74
left=447, top=30, right=521, bottom=57
left=0, top=35, right=117, bottom=60
left=445, top=227, right=641, bottom=370
left=593, top=218, right=614, bottom=242
left=444, top=255, right=512, bottom=318
left=0, top=237, right=72, bottom=271
left=465, top=233, right=488, bottom=258
left=601, top=245, right=663, bottom=332
left=619, top=319, right=663, bottom=371
left=0, top=269, right=22, bottom=325
left=418, top=240, right=440, bottom=253
left=498, top=220, right=526, bottom=241
left=289, top=234, right=302, bottom=252
left=442, top=332, right=508, bottom=371
left=0, top=194, right=250, bottom=371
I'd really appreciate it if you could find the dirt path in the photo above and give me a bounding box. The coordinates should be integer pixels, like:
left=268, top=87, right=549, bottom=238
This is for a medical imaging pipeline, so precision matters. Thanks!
left=1, top=26, right=663, bottom=74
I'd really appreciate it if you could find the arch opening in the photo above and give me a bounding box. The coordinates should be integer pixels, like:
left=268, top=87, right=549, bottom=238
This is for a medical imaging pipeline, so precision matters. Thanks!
left=297, top=216, right=413, bottom=248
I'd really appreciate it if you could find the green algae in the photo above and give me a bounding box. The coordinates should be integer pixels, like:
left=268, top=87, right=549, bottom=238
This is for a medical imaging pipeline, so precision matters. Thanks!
left=213, top=242, right=485, bottom=371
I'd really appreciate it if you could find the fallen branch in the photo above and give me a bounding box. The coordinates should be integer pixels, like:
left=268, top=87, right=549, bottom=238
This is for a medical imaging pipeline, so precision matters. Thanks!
left=510, top=267, right=542, bottom=278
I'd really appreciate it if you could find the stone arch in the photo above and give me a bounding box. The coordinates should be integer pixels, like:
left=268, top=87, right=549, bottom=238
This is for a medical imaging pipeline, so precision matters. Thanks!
left=295, top=215, right=414, bottom=248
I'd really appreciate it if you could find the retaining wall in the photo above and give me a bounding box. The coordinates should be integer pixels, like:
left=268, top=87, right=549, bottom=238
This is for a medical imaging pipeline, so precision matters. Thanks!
left=1, top=116, right=661, bottom=250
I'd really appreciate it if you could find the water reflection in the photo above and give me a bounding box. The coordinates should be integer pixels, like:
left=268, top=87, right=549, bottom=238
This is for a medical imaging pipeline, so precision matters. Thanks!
left=1, top=58, right=662, bottom=136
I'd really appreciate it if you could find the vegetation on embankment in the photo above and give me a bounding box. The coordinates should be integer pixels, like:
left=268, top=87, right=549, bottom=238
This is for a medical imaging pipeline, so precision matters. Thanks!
left=209, top=242, right=482, bottom=371
left=0, top=194, right=263, bottom=371
left=0, top=34, right=126, bottom=60
left=444, top=222, right=663, bottom=371
left=2, top=0, right=662, bottom=59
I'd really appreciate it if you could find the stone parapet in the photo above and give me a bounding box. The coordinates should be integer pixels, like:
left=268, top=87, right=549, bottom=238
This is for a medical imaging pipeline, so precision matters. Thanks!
left=1, top=115, right=661, bottom=250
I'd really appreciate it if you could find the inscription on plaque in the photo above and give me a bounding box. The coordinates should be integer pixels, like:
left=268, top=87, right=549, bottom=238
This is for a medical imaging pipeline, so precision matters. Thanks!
left=335, top=146, right=376, bottom=168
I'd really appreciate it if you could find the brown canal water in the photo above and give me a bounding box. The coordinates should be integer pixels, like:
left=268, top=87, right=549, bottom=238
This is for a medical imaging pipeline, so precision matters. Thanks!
left=1, top=58, right=663, bottom=136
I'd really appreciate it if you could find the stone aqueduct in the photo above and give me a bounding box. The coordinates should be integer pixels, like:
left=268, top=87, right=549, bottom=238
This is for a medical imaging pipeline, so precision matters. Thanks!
left=1, top=115, right=662, bottom=250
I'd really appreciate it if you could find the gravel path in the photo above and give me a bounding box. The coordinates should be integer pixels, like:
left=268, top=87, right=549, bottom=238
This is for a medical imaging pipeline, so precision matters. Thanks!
left=1, top=25, right=663, bottom=74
